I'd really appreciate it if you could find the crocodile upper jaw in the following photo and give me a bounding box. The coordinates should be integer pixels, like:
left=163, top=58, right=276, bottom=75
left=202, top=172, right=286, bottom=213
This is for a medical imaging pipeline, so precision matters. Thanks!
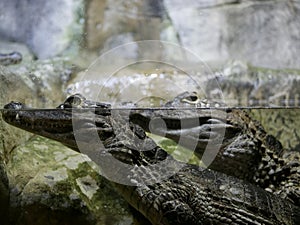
left=3, top=106, right=77, bottom=149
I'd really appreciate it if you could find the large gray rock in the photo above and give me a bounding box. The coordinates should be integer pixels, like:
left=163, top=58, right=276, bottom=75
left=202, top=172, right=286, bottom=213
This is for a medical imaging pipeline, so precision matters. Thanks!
left=0, top=0, right=84, bottom=59
left=83, top=0, right=300, bottom=69
left=165, top=0, right=300, bottom=69
left=7, top=136, right=132, bottom=225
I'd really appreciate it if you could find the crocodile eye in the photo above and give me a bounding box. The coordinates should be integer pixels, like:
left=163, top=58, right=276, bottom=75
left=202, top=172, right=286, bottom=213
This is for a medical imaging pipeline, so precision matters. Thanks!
left=63, top=94, right=86, bottom=108
left=182, top=93, right=199, bottom=104
left=187, top=95, right=198, bottom=102
left=68, top=95, right=82, bottom=106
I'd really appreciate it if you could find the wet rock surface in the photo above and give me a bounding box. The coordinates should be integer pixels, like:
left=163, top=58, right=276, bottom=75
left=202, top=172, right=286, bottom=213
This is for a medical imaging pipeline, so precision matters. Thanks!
left=6, top=136, right=132, bottom=225
left=0, top=56, right=122, bottom=224
left=0, top=161, right=9, bottom=225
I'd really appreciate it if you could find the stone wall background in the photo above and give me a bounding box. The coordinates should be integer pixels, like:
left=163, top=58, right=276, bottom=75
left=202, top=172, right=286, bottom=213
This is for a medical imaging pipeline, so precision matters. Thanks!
left=0, top=0, right=83, bottom=59
left=0, top=0, right=299, bottom=69
left=84, top=0, right=300, bottom=69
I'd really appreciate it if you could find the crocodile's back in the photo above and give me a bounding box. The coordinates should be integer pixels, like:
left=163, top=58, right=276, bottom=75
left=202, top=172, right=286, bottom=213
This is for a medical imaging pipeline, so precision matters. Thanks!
left=249, top=108, right=300, bottom=152
left=115, top=163, right=300, bottom=225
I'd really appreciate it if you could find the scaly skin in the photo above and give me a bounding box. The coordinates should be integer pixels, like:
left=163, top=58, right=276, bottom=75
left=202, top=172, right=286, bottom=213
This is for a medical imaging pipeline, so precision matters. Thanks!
left=2, top=94, right=300, bottom=224
left=130, top=92, right=300, bottom=205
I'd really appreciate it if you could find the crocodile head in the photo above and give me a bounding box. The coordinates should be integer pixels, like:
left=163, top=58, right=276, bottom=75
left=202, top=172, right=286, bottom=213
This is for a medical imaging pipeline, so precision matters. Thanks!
left=2, top=94, right=113, bottom=151
left=130, top=92, right=238, bottom=155
left=2, top=92, right=241, bottom=171
left=3, top=92, right=230, bottom=153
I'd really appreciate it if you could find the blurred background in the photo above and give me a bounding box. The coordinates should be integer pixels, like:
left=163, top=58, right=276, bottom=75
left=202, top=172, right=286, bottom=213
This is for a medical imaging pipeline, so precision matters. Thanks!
left=1, top=0, right=299, bottom=106
left=1, top=0, right=299, bottom=68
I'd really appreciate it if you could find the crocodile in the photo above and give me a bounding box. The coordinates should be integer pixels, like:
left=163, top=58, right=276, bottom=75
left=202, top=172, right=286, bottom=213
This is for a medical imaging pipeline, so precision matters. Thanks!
left=2, top=94, right=300, bottom=224
left=130, top=92, right=300, bottom=206
left=0, top=52, right=22, bottom=66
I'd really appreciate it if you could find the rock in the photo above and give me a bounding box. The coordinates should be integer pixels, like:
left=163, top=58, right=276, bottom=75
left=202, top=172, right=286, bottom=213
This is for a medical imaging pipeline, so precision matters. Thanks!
left=99, top=33, right=137, bottom=61
left=7, top=136, right=132, bottom=225
left=0, top=0, right=84, bottom=59
left=83, top=0, right=300, bottom=69
left=0, top=66, right=36, bottom=158
left=84, top=0, right=174, bottom=54
left=165, top=0, right=300, bottom=69
left=0, top=161, right=9, bottom=225
left=0, top=58, right=81, bottom=224
left=0, top=64, right=42, bottom=225
left=165, top=0, right=229, bottom=64
left=0, top=57, right=77, bottom=159
left=224, top=0, right=300, bottom=69
left=10, top=57, right=78, bottom=107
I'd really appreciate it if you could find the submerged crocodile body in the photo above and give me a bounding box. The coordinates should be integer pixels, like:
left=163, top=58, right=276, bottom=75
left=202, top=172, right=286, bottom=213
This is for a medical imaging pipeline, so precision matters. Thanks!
left=2, top=93, right=300, bottom=224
